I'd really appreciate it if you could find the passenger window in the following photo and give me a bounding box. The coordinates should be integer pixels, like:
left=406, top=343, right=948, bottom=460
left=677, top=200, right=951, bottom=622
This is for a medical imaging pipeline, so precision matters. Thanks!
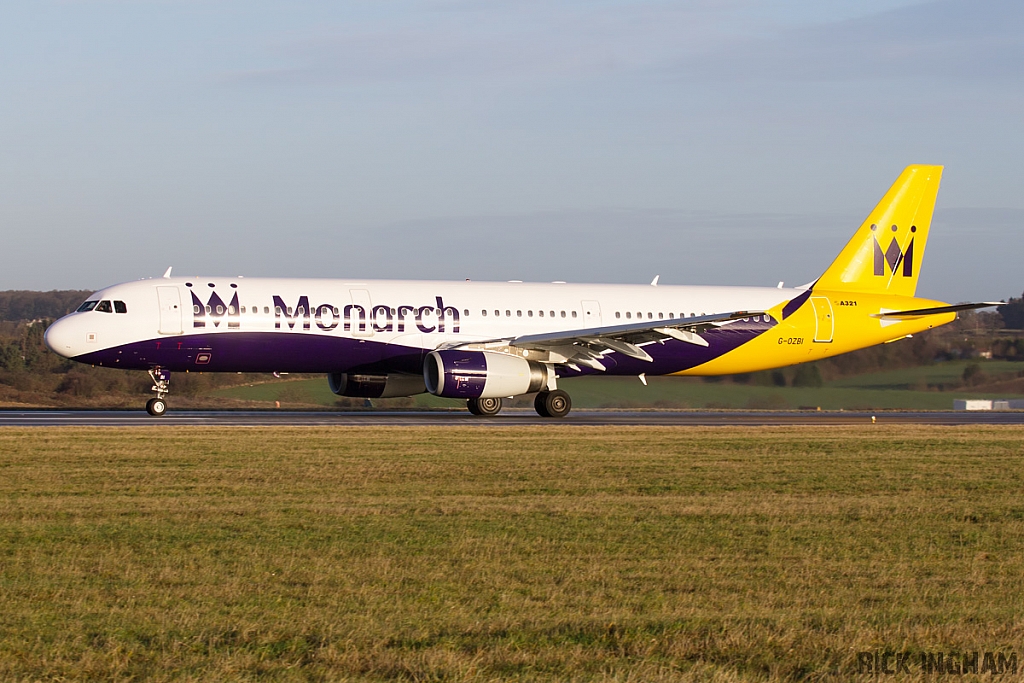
left=517, top=310, right=522, bottom=317
left=626, top=312, right=631, bottom=319
left=527, top=310, right=533, bottom=317
left=482, top=310, right=487, bottom=316
left=241, top=306, right=246, bottom=313
left=96, top=300, right=113, bottom=313
left=228, top=306, right=236, bottom=315
left=506, top=310, right=511, bottom=317
left=538, top=310, right=544, bottom=317
left=287, top=307, right=294, bottom=315
left=275, top=306, right=282, bottom=315
left=658, top=312, right=663, bottom=319
left=464, top=309, right=469, bottom=316
left=648, top=312, right=653, bottom=319
left=77, top=300, right=99, bottom=312
left=560, top=311, right=566, bottom=318
left=572, top=311, right=577, bottom=318
left=194, top=305, right=201, bottom=315
left=265, top=307, right=270, bottom=314
left=549, top=311, right=554, bottom=317
left=615, top=312, right=620, bottom=319
left=114, top=301, right=127, bottom=314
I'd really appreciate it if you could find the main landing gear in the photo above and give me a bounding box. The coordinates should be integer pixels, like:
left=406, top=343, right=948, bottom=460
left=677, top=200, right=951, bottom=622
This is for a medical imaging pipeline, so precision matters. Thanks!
left=465, top=390, right=572, bottom=418
left=534, top=390, right=571, bottom=418
left=146, top=368, right=170, bottom=417
left=467, top=397, right=502, bottom=416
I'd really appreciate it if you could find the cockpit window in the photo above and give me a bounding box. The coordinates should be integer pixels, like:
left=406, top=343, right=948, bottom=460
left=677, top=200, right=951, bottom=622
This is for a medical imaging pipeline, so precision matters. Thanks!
left=114, top=300, right=127, bottom=314
left=76, top=300, right=99, bottom=312
left=95, top=300, right=113, bottom=313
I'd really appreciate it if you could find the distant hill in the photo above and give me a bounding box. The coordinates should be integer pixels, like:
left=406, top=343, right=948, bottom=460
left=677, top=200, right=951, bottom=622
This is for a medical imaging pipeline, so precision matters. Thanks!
left=0, top=291, right=93, bottom=322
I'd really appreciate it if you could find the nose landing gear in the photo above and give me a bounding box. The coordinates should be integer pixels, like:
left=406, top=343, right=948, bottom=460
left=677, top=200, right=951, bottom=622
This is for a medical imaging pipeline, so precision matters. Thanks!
left=146, top=368, right=170, bottom=416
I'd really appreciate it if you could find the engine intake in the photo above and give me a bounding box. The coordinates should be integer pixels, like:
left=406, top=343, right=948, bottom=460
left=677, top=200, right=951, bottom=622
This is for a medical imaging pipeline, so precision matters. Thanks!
left=424, top=350, right=548, bottom=399
left=328, top=372, right=426, bottom=398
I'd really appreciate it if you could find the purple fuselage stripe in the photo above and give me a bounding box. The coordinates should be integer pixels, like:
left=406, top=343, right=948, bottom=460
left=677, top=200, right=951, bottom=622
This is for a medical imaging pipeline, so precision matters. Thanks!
left=781, top=290, right=812, bottom=320
left=71, top=319, right=774, bottom=376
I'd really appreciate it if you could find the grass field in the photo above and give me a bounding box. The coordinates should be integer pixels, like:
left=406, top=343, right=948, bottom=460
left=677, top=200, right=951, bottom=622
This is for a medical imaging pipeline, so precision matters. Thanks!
left=1, top=426, right=1023, bottom=681
left=210, top=359, right=1024, bottom=411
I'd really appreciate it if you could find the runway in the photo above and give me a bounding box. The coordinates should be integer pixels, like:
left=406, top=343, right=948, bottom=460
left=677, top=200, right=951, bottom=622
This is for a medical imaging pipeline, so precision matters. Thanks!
left=2, top=409, right=1024, bottom=427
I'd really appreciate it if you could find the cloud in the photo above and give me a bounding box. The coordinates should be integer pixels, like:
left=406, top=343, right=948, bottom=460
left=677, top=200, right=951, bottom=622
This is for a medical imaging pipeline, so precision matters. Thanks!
left=222, top=1, right=751, bottom=86
left=669, top=0, right=1024, bottom=82
left=220, top=0, right=1022, bottom=88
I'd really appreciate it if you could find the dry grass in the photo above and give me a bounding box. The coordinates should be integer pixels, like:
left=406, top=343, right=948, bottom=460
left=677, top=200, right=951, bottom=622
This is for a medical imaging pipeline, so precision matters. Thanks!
left=1, top=426, right=1023, bottom=681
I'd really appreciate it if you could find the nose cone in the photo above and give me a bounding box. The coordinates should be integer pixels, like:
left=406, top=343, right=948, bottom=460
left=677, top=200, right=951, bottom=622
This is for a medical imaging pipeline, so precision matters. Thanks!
left=44, top=317, right=77, bottom=358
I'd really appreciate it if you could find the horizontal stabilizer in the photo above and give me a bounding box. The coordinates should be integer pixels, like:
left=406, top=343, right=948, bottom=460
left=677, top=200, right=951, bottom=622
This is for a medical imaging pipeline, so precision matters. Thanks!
left=871, top=302, right=1001, bottom=319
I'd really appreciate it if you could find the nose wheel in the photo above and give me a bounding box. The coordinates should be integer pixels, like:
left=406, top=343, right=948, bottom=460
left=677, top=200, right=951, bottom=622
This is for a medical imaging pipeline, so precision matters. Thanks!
left=146, top=397, right=168, bottom=416
left=535, top=390, right=571, bottom=418
left=146, top=368, right=171, bottom=417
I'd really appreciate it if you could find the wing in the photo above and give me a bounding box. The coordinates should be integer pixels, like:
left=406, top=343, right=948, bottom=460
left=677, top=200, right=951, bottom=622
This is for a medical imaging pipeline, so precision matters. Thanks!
left=871, top=302, right=1001, bottom=319
left=447, top=310, right=765, bottom=371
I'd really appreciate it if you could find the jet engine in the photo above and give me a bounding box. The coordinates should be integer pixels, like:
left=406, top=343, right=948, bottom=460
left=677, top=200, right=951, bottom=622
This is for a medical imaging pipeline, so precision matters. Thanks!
left=424, top=350, right=549, bottom=399
left=328, top=372, right=426, bottom=398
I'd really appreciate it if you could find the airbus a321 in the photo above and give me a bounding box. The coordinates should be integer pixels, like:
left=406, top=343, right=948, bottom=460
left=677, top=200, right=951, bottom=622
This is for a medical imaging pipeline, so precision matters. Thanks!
left=44, top=165, right=997, bottom=417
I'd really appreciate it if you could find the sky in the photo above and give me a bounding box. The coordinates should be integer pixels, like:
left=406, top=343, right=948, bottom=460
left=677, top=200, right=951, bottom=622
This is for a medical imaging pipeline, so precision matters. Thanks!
left=1, top=0, right=1021, bottom=302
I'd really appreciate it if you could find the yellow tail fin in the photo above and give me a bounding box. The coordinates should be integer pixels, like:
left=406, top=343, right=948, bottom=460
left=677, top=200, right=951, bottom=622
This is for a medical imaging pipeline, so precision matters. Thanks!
left=816, top=165, right=942, bottom=297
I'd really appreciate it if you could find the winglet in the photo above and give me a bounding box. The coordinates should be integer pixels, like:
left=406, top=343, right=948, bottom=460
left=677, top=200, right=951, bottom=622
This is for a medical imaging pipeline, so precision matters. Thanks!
left=162, top=267, right=173, bottom=279
left=650, top=275, right=659, bottom=286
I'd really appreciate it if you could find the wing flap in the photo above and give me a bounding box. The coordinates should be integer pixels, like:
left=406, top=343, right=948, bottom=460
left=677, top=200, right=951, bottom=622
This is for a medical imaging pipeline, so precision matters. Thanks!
left=511, top=310, right=762, bottom=348
left=509, top=310, right=763, bottom=368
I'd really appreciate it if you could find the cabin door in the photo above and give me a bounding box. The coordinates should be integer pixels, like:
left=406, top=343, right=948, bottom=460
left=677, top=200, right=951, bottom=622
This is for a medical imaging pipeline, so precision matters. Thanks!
left=581, top=300, right=602, bottom=327
left=810, top=296, right=834, bottom=343
left=157, top=286, right=182, bottom=335
left=348, top=289, right=374, bottom=338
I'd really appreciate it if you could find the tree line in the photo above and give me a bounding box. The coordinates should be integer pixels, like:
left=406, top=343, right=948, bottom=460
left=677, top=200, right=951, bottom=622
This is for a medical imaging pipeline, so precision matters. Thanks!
left=0, top=290, right=93, bottom=322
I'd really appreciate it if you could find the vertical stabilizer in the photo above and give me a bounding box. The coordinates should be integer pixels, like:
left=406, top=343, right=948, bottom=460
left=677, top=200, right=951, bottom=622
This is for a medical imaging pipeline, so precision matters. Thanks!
left=816, top=165, right=942, bottom=297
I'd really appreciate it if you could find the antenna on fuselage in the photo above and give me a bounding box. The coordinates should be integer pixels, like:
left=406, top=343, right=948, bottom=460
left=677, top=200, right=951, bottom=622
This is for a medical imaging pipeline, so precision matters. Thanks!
left=162, top=267, right=173, bottom=279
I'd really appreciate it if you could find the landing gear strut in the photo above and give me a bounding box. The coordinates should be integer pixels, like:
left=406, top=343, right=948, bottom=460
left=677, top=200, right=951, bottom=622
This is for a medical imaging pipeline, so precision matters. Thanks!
left=467, top=397, right=502, bottom=416
left=534, top=390, right=571, bottom=418
left=147, top=368, right=170, bottom=417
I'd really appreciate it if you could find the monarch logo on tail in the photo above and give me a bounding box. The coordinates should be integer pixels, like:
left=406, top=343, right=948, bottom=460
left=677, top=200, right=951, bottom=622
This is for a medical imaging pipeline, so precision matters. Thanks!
left=872, top=224, right=916, bottom=278
left=816, top=165, right=940, bottom=297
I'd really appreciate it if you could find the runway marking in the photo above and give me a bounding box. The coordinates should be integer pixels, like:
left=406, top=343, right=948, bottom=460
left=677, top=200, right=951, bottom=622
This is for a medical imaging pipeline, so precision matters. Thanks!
left=2, top=410, right=1024, bottom=427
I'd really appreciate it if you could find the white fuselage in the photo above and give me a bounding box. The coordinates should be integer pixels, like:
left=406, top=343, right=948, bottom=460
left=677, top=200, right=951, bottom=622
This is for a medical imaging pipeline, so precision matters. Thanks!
left=45, top=277, right=794, bottom=372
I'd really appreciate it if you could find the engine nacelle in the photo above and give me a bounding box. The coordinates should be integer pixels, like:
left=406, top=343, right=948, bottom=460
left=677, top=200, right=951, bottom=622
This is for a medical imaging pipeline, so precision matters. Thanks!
left=327, top=372, right=426, bottom=398
left=424, top=350, right=549, bottom=399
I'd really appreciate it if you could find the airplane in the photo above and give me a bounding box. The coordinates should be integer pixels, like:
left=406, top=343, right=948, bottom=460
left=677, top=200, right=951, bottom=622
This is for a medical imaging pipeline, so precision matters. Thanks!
left=44, top=165, right=998, bottom=417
